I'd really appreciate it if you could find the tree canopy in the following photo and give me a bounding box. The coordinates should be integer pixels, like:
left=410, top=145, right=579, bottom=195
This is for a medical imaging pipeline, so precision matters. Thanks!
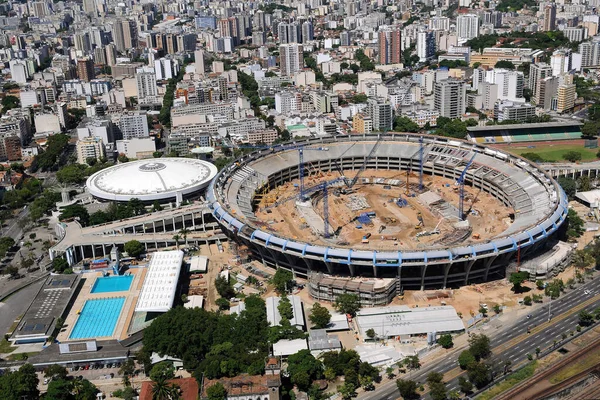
left=143, top=297, right=270, bottom=379
left=124, top=240, right=144, bottom=258
left=309, top=303, right=331, bottom=329
left=334, top=293, right=361, bottom=317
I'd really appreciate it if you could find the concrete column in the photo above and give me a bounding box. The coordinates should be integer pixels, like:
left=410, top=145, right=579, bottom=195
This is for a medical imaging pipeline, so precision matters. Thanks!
left=348, top=264, right=356, bottom=276
left=442, top=263, right=452, bottom=289
left=372, top=265, right=378, bottom=277
left=91, top=245, right=96, bottom=259
left=102, top=245, right=106, bottom=257
left=483, top=255, right=498, bottom=281
left=172, top=218, right=176, bottom=231
left=326, top=261, right=335, bottom=274
left=132, top=226, right=135, bottom=234
left=420, top=265, right=428, bottom=291
left=143, top=224, right=146, bottom=234
left=201, top=213, right=206, bottom=231
left=182, top=215, right=185, bottom=229
left=191, top=212, right=196, bottom=230
left=463, top=259, right=476, bottom=285
left=152, top=221, right=156, bottom=233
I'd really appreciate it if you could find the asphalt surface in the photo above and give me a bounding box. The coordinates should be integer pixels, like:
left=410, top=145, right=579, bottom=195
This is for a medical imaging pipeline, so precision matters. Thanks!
left=0, top=278, right=45, bottom=338
left=2, top=208, right=29, bottom=246
left=358, top=275, right=600, bottom=400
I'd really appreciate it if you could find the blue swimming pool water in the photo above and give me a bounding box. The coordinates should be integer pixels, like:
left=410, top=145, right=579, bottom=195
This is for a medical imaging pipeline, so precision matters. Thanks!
left=69, top=297, right=126, bottom=339
left=91, top=275, right=133, bottom=293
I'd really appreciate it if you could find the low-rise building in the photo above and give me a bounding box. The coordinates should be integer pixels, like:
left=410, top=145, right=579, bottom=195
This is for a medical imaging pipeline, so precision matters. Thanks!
left=115, top=137, right=156, bottom=159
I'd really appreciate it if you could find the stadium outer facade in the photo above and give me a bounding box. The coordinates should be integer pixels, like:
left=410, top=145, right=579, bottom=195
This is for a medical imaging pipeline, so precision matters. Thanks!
left=207, top=133, right=568, bottom=290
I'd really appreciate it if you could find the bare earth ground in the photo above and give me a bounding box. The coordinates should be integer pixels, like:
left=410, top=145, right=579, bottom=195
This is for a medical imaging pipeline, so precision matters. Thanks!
left=256, top=169, right=512, bottom=251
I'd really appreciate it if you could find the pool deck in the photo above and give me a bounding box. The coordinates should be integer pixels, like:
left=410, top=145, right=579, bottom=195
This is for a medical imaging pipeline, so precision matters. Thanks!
left=58, top=268, right=147, bottom=342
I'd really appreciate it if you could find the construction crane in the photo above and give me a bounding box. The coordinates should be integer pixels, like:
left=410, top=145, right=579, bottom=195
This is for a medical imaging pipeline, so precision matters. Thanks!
left=221, top=142, right=329, bottom=200
left=457, top=154, right=477, bottom=221
left=418, top=136, right=424, bottom=191
left=346, top=134, right=385, bottom=188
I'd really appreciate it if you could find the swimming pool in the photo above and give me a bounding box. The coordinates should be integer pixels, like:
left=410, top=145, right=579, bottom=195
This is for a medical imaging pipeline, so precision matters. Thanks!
left=91, top=275, right=133, bottom=293
left=69, top=297, right=126, bottom=339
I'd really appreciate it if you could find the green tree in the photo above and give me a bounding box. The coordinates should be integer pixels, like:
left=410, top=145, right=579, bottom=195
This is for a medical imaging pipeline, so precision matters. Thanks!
left=458, top=376, right=473, bottom=394
left=563, top=151, right=582, bottom=163
left=579, top=175, right=592, bottom=192
left=494, top=60, right=516, bottom=69
left=309, top=303, right=331, bottom=329
left=536, top=280, right=545, bottom=290
left=467, top=361, right=491, bottom=388
left=334, top=293, right=361, bottom=317
left=566, top=208, right=585, bottom=239
left=149, top=362, right=175, bottom=382
left=287, top=349, right=323, bottom=391
left=509, top=271, right=530, bottom=293
left=396, top=379, right=419, bottom=399
left=523, top=295, right=532, bottom=305
left=44, top=364, right=68, bottom=380
left=272, top=268, right=293, bottom=293
left=0, top=236, right=15, bottom=257
left=56, top=164, right=87, bottom=184
left=124, top=240, right=144, bottom=258
left=366, top=328, right=376, bottom=339
left=278, top=295, right=294, bottom=321
left=521, top=152, right=544, bottom=163
left=579, top=310, right=595, bottom=326
left=45, top=378, right=74, bottom=400
left=403, top=355, right=421, bottom=371
left=59, top=204, right=90, bottom=226
left=119, top=358, right=135, bottom=387
left=52, top=256, right=69, bottom=273
left=216, top=297, right=230, bottom=310
left=394, top=116, right=420, bottom=132
left=150, top=377, right=179, bottom=400
left=206, top=382, right=227, bottom=400
left=215, top=275, right=235, bottom=299
left=468, top=334, right=491, bottom=360
left=438, top=334, right=453, bottom=349
left=458, top=350, right=476, bottom=369
left=558, top=177, right=577, bottom=199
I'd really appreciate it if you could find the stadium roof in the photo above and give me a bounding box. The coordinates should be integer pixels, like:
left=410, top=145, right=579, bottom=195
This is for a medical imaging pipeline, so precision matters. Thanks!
left=86, top=158, right=217, bottom=202
left=135, top=250, right=184, bottom=313
left=467, top=121, right=583, bottom=132
left=355, top=305, right=464, bottom=338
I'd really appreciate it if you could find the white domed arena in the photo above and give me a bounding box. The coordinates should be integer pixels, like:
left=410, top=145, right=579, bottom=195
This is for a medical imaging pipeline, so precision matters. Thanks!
left=86, top=158, right=217, bottom=203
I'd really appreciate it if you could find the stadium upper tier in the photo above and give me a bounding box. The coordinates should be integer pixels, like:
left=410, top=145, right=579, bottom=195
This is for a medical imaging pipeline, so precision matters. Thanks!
left=207, top=134, right=567, bottom=289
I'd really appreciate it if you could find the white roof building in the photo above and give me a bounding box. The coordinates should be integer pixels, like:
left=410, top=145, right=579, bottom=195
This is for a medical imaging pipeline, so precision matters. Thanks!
left=272, top=338, right=308, bottom=357
left=355, top=305, right=464, bottom=339
left=135, top=250, right=184, bottom=313
left=184, top=295, right=204, bottom=309
left=266, top=295, right=305, bottom=328
left=230, top=302, right=246, bottom=315
left=86, top=158, right=217, bottom=203
left=188, top=255, right=208, bottom=273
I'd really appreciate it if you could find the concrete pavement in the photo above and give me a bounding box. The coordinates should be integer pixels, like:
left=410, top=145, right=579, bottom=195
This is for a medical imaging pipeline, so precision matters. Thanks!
left=358, top=273, right=600, bottom=400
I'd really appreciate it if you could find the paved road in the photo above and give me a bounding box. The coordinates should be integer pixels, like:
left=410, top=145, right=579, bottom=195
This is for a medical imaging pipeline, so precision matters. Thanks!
left=359, top=275, right=600, bottom=400
left=1, top=208, right=29, bottom=246
left=0, top=279, right=44, bottom=338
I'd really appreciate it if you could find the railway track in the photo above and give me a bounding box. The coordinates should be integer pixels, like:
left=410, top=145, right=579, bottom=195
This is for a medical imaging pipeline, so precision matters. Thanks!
left=494, top=332, right=600, bottom=400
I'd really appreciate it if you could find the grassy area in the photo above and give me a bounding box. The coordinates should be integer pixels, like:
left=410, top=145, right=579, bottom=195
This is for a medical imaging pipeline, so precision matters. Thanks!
left=0, top=339, right=16, bottom=354
left=7, top=352, right=40, bottom=361
left=549, top=347, right=600, bottom=384
left=508, top=145, right=599, bottom=162
left=478, top=361, right=538, bottom=400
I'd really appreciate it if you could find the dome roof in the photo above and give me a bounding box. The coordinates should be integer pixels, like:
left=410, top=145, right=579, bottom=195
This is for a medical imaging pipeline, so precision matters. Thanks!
left=86, top=158, right=217, bottom=202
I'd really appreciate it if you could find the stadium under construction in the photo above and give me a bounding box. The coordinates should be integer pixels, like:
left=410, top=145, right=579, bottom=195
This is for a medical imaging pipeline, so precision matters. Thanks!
left=207, top=133, right=568, bottom=291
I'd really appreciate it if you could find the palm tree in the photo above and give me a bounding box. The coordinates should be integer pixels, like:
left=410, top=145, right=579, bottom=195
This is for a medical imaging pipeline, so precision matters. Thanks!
left=179, top=228, right=189, bottom=245
left=172, top=234, right=181, bottom=249
left=151, top=377, right=180, bottom=400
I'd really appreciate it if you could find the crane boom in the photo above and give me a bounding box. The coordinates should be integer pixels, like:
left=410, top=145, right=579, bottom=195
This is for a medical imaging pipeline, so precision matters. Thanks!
left=348, top=134, right=385, bottom=188
left=457, top=154, right=477, bottom=221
